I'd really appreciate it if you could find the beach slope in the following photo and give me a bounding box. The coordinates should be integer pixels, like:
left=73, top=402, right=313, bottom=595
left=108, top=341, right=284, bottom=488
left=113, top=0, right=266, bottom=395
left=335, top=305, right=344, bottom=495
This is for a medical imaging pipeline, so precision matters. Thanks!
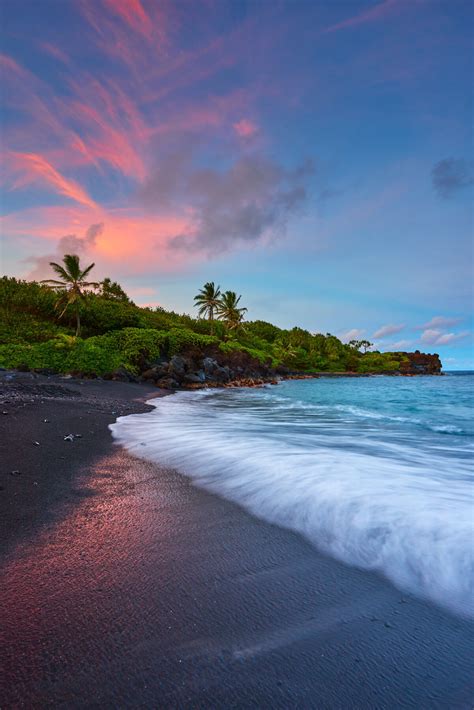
left=1, top=373, right=473, bottom=708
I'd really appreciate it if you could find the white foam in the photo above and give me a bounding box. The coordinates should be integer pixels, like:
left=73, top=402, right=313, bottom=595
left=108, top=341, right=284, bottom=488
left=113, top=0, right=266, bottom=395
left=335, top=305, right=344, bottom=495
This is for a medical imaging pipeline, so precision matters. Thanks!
left=110, top=389, right=474, bottom=618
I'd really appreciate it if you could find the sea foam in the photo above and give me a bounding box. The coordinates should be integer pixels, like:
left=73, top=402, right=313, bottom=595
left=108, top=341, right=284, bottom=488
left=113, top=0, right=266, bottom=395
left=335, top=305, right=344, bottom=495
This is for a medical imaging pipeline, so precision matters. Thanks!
left=110, top=378, right=474, bottom=618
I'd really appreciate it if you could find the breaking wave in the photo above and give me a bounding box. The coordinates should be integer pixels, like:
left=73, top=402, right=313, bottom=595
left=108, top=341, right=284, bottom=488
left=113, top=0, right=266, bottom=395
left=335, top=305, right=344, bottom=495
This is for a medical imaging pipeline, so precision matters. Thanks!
left=111, top=376, right=474, bottom=617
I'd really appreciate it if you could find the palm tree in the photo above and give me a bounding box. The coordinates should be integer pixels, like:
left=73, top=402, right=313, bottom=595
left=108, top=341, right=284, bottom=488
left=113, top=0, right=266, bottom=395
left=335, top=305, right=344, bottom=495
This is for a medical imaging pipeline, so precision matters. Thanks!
left=194, top=282, right=221, bottom=334
left=217, top=290, right=247, bottom=331
left=42, top=254, right=98, bottom=337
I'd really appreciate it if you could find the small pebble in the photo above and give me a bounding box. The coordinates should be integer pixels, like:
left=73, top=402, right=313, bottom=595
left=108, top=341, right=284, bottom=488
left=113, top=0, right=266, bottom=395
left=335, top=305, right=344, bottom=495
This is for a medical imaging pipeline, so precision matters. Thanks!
left=33, top=441, right=40, bottom=446
left=10, top=470, right=21, bottom=476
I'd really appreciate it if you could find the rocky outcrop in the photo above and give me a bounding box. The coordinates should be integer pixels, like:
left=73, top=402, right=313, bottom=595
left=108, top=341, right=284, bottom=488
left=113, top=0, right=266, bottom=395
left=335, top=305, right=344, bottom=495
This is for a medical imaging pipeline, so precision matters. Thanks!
left=105, top=347, right=442, bottom=387
left=134, top=346, right=278, bottom=389
left=399, top=351, right=442, bottom=375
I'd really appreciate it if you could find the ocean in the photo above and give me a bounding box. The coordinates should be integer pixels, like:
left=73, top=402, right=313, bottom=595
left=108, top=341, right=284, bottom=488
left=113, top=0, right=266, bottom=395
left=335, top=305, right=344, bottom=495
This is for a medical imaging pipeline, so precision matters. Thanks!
left=111, top=373, right=473, bottom=618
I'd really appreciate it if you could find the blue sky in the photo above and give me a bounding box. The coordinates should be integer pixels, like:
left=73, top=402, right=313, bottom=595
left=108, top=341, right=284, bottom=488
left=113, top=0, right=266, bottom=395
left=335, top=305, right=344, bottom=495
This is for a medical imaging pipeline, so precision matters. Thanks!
left=1, top=0, right=473, bottom=367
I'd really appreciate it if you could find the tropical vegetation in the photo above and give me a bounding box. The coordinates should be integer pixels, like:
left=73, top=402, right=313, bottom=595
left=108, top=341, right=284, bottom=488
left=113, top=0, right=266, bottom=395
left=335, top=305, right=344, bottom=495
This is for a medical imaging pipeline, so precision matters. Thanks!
left=41, top=254, right=98, bottom=337
left=0, top=257, right=411, bottom=378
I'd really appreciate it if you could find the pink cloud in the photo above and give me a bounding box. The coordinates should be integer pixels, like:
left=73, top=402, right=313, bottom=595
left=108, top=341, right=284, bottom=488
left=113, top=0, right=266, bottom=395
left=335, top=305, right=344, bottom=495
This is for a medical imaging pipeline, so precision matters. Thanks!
left=39, top=42, right=70, bottom=64
left=103, top=0, right=153, bottom=38
left=8, top=152, right=97, bottom=209
left=2, top=204, right=193, bottom=278
left=233, top=118, right=258, bottom=138
left=323, top=0, right=400, bottom=34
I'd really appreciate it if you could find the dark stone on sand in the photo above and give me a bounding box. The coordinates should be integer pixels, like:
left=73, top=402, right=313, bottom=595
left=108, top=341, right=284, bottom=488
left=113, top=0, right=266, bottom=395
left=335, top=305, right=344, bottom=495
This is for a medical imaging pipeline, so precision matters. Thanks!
left=154, top=377, right=179, bottom=389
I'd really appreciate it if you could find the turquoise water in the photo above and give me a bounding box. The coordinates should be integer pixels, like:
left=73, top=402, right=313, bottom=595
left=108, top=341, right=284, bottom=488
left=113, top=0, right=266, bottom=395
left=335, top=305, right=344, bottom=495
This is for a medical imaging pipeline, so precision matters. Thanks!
left=111, top=374, right=474, bottom=617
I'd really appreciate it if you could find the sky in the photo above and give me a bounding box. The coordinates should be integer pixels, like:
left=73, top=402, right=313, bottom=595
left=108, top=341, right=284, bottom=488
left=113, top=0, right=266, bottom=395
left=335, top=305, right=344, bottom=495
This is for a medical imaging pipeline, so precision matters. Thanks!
left=1, top=0, right=473, bottom=368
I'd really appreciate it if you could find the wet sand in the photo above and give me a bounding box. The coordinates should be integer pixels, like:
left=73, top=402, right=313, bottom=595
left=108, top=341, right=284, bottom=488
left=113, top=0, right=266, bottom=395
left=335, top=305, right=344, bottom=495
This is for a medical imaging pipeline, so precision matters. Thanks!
left=1, top=373, right=473, bottom=708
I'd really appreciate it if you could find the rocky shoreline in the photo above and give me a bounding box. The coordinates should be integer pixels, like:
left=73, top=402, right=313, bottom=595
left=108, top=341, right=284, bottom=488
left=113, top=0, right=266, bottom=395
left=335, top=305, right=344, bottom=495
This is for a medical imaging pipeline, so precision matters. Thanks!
left=102, top=348, right=442, bottom=390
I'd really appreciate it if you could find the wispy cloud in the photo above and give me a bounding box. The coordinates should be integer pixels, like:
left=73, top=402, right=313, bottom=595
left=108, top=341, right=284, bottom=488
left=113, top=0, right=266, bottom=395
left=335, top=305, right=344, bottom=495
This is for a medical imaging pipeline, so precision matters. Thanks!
left=383, top=339, right=413, bottom=350
left=103, top=0, right=153, bottom=39
left=417, top=315, right=463, bottom=330
left=8, top=152, right=97, bottom=208
left=372, top=323, right=405, bottom=339
left=323, top=0, right=400, bottom=34
left=420, top=329, right=470, bottom=346
left=339, top=328, right=365, bottom=343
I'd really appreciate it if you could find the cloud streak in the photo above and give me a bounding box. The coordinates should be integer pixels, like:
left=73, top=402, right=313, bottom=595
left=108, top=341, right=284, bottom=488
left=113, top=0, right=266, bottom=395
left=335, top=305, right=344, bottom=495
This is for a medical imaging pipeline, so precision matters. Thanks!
left=372, top=323, right=405, bottom=339
left=8, top=152, right=97, bottom=208
left=417, top=316, right=463, bottom=330
left=323, top=0, right=400, bottom=34
left=420, top=329, right=470, bottom=346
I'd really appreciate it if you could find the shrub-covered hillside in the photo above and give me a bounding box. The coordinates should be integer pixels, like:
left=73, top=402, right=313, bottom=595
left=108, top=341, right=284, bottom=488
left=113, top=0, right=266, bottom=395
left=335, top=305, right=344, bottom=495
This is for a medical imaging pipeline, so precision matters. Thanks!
left=0, top=275, right=413, bottom=379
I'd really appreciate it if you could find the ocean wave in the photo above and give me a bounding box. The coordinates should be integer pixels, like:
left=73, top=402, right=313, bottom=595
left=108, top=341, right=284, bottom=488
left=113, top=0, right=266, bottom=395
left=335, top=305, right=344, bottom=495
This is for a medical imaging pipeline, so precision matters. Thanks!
left=110, top=386, right=473, bottom=618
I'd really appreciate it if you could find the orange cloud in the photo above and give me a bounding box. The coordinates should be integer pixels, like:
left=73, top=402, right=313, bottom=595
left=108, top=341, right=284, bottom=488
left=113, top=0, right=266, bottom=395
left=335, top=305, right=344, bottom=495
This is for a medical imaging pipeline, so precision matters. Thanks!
left=8, top=152, right=98, bottom=208
left=2, top=204, right=193, bottom=277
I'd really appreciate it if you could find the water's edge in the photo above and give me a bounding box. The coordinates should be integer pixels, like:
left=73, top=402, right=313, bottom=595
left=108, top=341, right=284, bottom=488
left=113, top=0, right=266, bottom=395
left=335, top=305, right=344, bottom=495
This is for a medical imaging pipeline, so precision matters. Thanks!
left=110, top=377, right=473, bottom=618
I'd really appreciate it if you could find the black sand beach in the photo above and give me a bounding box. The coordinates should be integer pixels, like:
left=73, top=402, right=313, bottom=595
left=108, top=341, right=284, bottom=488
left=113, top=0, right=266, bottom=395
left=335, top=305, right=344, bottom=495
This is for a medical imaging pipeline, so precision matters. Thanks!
left=1, top=373, right=473, bottom=708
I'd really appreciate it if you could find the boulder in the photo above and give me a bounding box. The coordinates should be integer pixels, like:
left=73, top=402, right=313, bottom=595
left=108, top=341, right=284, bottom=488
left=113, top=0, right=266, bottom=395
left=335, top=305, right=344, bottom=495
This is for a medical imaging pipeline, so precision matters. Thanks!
left=155, top=377, right=179, bottom=390
left=183, top=373, right=204, bottom=385
left=142, top=363, right=169, bottom=380
left=111, top=366, right=138, bottom=383
left=213, top=365, right=231, bottom=382
left=202, top=357, right=218, bottom=375
left=169, top=355, right=188, bottom=380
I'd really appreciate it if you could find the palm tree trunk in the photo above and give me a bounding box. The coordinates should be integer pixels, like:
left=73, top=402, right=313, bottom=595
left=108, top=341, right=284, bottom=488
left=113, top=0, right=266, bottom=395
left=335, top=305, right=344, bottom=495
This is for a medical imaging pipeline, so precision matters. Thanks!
left=75, top=309, right=81, bottom=337
left=210, top=309, right=214, bottom=335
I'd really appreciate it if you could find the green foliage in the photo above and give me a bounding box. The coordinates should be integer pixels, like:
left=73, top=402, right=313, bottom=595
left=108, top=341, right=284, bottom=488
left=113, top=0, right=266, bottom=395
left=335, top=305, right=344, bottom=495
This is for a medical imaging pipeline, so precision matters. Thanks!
left=245, top=320, right=281, bottom=343
left=219, top=340, right=269, bottom=364
left=98, top=277, right=132, bottom=303
left=0, top=307, right=71, bottom=344
left=0, top=275, right=406, bottom=376
left=166, top=328, right=218, bottom=356
left=357, top=352, right=401, bottom=373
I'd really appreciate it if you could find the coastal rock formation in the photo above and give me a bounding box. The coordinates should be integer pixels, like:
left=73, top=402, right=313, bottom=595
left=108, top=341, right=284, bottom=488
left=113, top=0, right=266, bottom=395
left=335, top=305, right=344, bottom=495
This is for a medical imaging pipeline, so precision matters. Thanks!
left=131, top=347, right=277, bottom=389
left=105, top=346, right=443, bottom=388
left=399, top=351, right=442, bottom=375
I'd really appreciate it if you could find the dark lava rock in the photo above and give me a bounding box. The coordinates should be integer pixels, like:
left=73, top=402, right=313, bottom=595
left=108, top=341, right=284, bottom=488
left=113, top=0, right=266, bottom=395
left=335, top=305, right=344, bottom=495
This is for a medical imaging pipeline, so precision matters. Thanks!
left=183, top=373, right=204, bottom=385
left=169, top=356, right=188, bottom=379
left=111, top=367, right=138, bottom=383
left=142, top=363, right=169, bottom=381
left=155, top=377, right=179, bottom=390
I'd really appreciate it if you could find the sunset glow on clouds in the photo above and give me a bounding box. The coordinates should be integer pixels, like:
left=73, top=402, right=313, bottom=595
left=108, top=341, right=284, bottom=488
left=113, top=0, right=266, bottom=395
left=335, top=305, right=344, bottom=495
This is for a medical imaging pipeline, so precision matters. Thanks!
left=1, top=0, right=473, bottom=366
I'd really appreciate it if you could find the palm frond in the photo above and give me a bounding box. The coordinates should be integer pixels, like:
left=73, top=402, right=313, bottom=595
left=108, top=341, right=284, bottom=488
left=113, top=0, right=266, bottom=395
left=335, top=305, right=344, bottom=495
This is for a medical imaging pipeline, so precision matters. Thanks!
left=80, top=262, right=96, bottom=279
left=49, top=262, right=71, bottom=282
left=63, top=254, right=81, bottom=280
left=41, top=278, right=68, bottom=287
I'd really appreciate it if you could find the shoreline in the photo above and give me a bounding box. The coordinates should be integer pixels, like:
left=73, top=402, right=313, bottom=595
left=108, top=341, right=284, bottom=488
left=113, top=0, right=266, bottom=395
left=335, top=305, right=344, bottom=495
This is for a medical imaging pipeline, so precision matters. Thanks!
left=1, top=372, right=473, bottom=707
